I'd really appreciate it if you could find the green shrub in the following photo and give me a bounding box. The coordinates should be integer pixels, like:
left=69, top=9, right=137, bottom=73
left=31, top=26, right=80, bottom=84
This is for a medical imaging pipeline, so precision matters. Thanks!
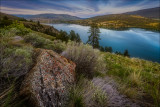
left=34, top=31, right=55, bottom=41
left=62, top=41, right=106, bottom=79
left=0, top=45, right=33, bottom=78
left=24, top=33, right=66, bottom=53
left=0, top=28, right=19, bottom=39
left=51, top=40, right=66, bottom=53
left=24, top=33, right=44, bottom=47
left=5, top=21, right=31, bottom=36
left=24, top=33, right=51, bottom=48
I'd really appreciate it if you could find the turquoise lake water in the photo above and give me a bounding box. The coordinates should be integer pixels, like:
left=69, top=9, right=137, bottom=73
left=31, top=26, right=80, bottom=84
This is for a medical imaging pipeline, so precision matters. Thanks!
left=47, top=24, right=160, bottom=63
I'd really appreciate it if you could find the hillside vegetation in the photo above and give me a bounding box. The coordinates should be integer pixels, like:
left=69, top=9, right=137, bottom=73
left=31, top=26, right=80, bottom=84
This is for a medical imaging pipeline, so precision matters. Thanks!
left=125, top=7, right=160, bottom=19
left=105, top=52, right=160, bottom=106
left=0, top=12, right=59, bottom=37
left=68, top=14, right=160, bottom=31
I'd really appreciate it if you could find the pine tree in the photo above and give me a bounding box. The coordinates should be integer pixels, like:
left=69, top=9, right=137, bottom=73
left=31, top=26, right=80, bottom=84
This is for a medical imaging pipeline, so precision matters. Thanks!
left=124, top=49, right=130, bottom=57
left=76, top=33, right=81, bottom=42
left=37, top=21, right=40, bottom=26
left=69, top=30, right=77, bottom=41
left=87, top=23, right=100, bottom=48
left=57, top=30, right=69, bottom=42
left=104, top=46, right=112, bottom=53
left=69, top=30, right=81, bottom=42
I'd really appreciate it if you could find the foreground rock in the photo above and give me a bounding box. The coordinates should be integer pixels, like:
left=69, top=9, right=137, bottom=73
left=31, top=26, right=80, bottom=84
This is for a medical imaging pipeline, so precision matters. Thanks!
left=20, top=49, right=76, bottom=107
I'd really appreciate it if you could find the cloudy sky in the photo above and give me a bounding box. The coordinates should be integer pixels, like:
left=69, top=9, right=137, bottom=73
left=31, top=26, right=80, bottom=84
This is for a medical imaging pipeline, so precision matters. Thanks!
left=0, top=0, right=159, bottom=18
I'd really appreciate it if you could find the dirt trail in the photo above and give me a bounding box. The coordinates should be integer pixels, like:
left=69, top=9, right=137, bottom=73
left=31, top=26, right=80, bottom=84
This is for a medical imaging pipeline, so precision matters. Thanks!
left=92, top=77, right=140, bottom=107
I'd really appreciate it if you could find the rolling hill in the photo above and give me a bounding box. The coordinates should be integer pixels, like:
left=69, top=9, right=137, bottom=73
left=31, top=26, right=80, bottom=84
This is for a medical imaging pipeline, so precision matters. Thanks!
left=14, top=13, right=82, bottom=23
left=0, top=12, right=22, bottom=20
left=124, top=7, right=160, bottom=19
left=68, top=14, right=160, bottom=31
left=0, top=12, right=59, bottom=36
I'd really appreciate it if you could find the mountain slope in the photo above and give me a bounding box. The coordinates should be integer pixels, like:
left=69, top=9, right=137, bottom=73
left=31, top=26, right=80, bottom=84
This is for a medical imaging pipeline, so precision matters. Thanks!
left=69, top=14, right=160, bottom=31
left=14, top=13, right=82, bottom=23
left=124, top=7, right=160, bottom=19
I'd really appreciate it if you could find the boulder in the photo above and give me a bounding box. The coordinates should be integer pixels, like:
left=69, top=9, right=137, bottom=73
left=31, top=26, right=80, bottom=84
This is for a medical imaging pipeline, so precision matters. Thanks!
left=20, top=49, right=76, bottom=107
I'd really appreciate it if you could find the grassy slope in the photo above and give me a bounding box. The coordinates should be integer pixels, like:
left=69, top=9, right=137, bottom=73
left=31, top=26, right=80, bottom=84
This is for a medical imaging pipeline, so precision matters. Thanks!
left=104, top=52, right=160, bottom=106
left=0, top=12, right=59, bottom=36
left=69, top=14, right=160, bottom=31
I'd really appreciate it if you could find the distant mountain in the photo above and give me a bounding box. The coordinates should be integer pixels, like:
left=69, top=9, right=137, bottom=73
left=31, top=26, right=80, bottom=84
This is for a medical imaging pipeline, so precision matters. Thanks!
left=67, top=7, right=160, bottom=31
left=13, top=14, right=33, bottom=18
left=14, top=13, right=82, bottom=23
left=124, top=7, right=160, bottom=19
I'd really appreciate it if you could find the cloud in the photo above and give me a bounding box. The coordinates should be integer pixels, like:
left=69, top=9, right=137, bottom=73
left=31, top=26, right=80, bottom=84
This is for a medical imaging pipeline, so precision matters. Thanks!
left=0, top=6, right=75, bottom=15
left=0, top=0, right=159, bottom=18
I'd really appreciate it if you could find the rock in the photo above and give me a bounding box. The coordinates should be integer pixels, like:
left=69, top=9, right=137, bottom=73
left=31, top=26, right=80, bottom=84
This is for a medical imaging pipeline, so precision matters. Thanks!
left=20, top=49, right=76, bottom=107
left=13, top=36, right=24, bottom=42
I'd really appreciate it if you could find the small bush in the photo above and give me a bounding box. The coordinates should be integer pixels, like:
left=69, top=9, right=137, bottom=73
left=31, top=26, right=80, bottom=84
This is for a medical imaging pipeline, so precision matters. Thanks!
left=24, top=33, right=47, bottom=47
left=62, top=41, right=106, bottom=79
left=51, top=40, right=66, bottom=53
left=24, top=33, right=66, bottom=53
left=92, top=88, right=107, bottom=107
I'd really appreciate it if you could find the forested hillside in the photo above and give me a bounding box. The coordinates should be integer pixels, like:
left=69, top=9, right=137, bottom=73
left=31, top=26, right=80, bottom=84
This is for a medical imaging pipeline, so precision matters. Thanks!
left=68, top=14, right=160, bottom=31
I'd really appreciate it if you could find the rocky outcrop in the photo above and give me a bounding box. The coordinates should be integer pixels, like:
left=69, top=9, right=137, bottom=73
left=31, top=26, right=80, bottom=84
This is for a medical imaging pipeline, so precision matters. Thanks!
left=20, top=49, right=76, bottom=107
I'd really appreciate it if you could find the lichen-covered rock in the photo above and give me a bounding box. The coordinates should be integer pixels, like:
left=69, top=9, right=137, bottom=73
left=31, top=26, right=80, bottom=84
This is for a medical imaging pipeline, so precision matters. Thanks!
left=20, top=49, right=76, bottom=107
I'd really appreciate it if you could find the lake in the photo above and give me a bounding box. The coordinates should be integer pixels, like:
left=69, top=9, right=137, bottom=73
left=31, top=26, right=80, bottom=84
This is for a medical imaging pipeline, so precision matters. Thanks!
left=46, top=23, right=160, bottom=63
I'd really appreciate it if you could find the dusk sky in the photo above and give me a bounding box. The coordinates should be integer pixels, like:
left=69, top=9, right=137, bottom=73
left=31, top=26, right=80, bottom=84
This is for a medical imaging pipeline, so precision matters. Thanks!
left=0, top=0, right=159, bottom=18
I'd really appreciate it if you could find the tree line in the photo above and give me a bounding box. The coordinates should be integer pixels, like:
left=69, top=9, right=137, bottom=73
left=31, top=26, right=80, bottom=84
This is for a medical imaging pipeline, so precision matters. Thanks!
left=57, top=30, right=81, bottom=43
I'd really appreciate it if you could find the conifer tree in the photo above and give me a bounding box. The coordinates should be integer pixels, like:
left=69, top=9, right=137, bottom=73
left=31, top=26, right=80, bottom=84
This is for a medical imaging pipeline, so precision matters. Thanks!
left=124, top=49, right=130, bottom=57
left=87, top=23, right=100, bottom=48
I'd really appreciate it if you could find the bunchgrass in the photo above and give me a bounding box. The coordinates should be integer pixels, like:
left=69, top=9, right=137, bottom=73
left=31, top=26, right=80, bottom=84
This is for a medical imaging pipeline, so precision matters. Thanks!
left=104, top=52, right=160, bottom=106
left=92, top=88, right=107, bottom=107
